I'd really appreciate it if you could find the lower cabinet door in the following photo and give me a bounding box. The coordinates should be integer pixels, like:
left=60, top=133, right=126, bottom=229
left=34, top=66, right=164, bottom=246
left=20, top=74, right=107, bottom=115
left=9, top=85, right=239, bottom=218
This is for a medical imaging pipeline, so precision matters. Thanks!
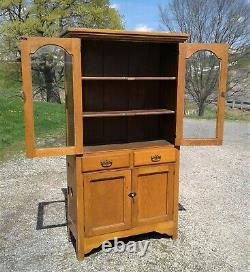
left=84, top=169, right=132, bottom=236
left=132, top=164, right=175, bottom=226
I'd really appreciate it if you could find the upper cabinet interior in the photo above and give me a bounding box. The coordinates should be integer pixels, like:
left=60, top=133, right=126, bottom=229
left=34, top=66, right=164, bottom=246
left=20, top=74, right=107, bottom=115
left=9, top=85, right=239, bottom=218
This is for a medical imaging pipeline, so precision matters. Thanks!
left=82, top=40, right=178, bottom=78
left=81, top=40, right=180, bottom=147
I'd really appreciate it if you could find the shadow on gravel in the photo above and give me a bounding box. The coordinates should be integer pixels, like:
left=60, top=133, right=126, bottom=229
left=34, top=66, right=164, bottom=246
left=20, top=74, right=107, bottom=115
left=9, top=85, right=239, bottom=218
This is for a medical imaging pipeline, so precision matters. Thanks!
left=36, top=188, right=67, bottom=230
left=178, top=203, right=186, bottom=211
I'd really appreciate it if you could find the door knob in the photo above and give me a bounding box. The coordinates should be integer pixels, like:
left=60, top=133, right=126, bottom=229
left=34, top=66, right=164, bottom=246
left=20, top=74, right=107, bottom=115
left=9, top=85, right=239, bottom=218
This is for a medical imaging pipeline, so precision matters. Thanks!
left=128, top=192, right=137, bottom=198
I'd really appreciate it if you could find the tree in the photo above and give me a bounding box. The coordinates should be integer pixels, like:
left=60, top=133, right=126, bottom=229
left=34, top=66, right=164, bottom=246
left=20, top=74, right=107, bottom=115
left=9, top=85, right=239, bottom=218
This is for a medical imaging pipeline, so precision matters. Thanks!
left=0, top=0, right=123, bottom=102
left=159, top=0, right=250, bottom=116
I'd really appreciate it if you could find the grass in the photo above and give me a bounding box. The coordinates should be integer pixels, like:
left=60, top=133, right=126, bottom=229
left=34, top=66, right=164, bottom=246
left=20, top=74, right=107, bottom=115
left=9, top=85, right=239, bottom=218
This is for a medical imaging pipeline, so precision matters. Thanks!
left=185, top=102, right=250, bottom=121
left=0, top=97, right=65, bottom=161
left=0, top=61, right=67, bottom=161
left=224, top=108, right=250, bottom=121
left=235, top=57, right=250, bottom=68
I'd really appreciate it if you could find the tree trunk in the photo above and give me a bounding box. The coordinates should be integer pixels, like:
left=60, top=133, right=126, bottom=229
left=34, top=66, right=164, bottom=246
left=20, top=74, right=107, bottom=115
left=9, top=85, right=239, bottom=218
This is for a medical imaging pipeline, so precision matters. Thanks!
left=43, top=67, right=61, bottom=103
left=198, top=102, right=205, bottom=116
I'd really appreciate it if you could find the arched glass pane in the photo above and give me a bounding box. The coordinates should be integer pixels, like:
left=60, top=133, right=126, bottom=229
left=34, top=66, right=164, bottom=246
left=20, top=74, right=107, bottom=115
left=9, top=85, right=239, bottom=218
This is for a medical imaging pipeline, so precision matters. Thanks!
left=184, top=50, right=220, bottom=138
left=30, top=45, right=74, bottom=148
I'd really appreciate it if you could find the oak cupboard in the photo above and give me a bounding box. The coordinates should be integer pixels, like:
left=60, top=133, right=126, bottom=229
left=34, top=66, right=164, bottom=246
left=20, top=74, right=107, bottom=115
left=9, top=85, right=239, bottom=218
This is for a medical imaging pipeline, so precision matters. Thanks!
left=20, top=28, right=228, bottom=260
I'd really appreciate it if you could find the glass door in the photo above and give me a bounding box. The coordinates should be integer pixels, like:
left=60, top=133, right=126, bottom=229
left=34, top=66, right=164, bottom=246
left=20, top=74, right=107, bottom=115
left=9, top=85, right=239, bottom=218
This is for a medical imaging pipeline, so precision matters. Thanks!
left=175, top=43, right=228, bottom=146
left=21, top=37, right=83, bottom=157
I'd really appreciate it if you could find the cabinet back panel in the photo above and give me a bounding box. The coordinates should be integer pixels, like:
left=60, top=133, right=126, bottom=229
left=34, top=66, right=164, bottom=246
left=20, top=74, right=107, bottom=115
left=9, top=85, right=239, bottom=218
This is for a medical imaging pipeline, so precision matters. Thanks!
left=103, top=81, right=129, bottom=111
left=84, top=118, right=104, bottom=145
left=83, top=81, right=104, bottom=111
left=103, top=42, right=129, bottom=76
left=83, top=81, right=166, bottom=112
left=84, top=116, right=162, bottom=146
left=82, top=40, right=178, bottom=77
left=82, top=40, right=103, bottom=76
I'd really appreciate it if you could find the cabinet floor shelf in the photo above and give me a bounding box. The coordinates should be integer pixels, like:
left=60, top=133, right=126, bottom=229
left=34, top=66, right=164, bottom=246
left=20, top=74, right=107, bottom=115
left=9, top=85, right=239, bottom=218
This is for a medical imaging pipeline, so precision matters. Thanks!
left=84, top=140, right=173, bottom=153
left=81, top=76, right=176, bottom=80
left=83, top=109, right=175, bottom=117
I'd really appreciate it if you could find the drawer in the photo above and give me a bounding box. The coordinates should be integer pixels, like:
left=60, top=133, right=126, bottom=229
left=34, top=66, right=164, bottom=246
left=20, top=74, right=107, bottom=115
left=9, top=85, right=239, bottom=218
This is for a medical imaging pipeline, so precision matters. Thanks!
left=82, top=151, right=130, bottom=172
left=133, top=147, right=176, bottom=166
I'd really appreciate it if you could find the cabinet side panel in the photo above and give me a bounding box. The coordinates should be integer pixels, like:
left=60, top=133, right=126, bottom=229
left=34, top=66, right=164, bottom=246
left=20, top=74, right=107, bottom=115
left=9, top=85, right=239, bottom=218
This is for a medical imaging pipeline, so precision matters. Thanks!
left=172, top=148, right=180, bottom=238
left=66, top=155, right=77, bottom=230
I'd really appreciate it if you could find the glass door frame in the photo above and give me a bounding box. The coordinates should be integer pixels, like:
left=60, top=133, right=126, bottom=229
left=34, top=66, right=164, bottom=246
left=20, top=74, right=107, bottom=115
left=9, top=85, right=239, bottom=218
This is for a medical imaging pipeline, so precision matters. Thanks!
left=175, top=43, right=229, bottom=146
left=21, top=37, right=83, bottom=157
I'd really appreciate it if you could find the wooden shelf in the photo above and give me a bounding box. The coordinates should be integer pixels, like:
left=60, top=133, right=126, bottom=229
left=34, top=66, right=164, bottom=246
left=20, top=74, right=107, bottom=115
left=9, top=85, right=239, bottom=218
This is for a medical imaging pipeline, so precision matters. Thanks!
left=82, top=76, right=176, bottom=80
left=84, top=140, right=174, bottom=153
left=83, top=109, right=175, bottom=118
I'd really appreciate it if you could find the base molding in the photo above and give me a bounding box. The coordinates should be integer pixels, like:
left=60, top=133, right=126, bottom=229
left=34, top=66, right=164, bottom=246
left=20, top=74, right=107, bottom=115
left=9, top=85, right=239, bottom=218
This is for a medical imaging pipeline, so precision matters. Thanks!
left=70, top=220, right=177, bottom=260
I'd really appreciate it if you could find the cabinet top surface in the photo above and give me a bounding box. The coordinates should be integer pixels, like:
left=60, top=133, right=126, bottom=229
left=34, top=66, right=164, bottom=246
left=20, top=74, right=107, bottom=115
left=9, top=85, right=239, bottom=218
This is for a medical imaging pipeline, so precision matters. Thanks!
left=61, top=27, right=189, bottom=42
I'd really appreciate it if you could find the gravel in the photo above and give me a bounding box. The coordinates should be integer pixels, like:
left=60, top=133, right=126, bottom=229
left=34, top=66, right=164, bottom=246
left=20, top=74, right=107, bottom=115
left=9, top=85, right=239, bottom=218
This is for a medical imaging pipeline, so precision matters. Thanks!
left=0, top=120, right=249, bottom=272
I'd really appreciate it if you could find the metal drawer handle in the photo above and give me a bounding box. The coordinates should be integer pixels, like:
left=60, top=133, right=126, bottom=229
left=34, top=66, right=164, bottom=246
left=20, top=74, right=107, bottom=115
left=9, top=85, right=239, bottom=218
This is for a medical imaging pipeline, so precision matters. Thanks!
left=151, top=154, right=161, bottom=162
left=100, top=160, right=112, bottom=168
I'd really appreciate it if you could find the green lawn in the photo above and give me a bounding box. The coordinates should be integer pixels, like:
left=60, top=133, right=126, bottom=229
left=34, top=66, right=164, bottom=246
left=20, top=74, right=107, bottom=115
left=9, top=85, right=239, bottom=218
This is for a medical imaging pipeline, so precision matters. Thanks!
left=185, top=102, right=250, bottom=121
left=0, top=97, right=65, bottom=161
left=235, top=57, right=250, bottom=68
left=0, top=61, right=67, bottom=161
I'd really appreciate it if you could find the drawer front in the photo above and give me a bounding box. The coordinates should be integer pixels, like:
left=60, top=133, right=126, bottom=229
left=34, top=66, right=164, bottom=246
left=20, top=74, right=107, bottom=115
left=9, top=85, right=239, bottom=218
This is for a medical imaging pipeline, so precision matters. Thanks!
left=133, top=148, right=176, bottom=166
left=82, top=152, right=130, bottom=172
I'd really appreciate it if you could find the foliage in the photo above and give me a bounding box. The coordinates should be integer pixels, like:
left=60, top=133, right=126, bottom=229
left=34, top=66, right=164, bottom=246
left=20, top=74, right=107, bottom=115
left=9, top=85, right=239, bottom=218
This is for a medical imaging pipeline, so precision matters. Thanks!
left=0, top=61, right=21, bottom=98
left=0, top=0, right=124, bottom=103
left=159, top=0, right=250, bottom=116
left=0, top=0, right=124, bottom=60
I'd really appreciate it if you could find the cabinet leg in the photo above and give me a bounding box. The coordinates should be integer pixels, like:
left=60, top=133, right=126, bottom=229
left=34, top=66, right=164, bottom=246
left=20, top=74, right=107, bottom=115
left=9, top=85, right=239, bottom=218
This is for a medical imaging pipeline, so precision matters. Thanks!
left=76, top=250, right=85, bottom=261
left=172, top=228, right=178, bottom=240
left=76, top=239, right=85, bottom=261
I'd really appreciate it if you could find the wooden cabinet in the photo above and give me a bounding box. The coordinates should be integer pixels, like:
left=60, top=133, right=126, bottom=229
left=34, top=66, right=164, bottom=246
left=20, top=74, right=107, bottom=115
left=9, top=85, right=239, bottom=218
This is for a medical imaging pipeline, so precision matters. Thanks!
left=21, top=28, right=228, bottom=260
left=83, top=164, right=175, bottom=236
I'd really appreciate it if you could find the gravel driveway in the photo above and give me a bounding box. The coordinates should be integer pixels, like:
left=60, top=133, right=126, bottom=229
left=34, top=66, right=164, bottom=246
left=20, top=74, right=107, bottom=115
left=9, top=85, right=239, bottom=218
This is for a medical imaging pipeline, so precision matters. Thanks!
left=0, top=120, right=249, bottom=272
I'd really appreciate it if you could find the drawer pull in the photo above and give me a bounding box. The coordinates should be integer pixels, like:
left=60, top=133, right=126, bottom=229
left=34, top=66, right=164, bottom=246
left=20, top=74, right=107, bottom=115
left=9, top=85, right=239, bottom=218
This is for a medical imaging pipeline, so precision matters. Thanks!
left=151, top=154, right=161, bottom=162
left=100, top=160, right=112, bottom=168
